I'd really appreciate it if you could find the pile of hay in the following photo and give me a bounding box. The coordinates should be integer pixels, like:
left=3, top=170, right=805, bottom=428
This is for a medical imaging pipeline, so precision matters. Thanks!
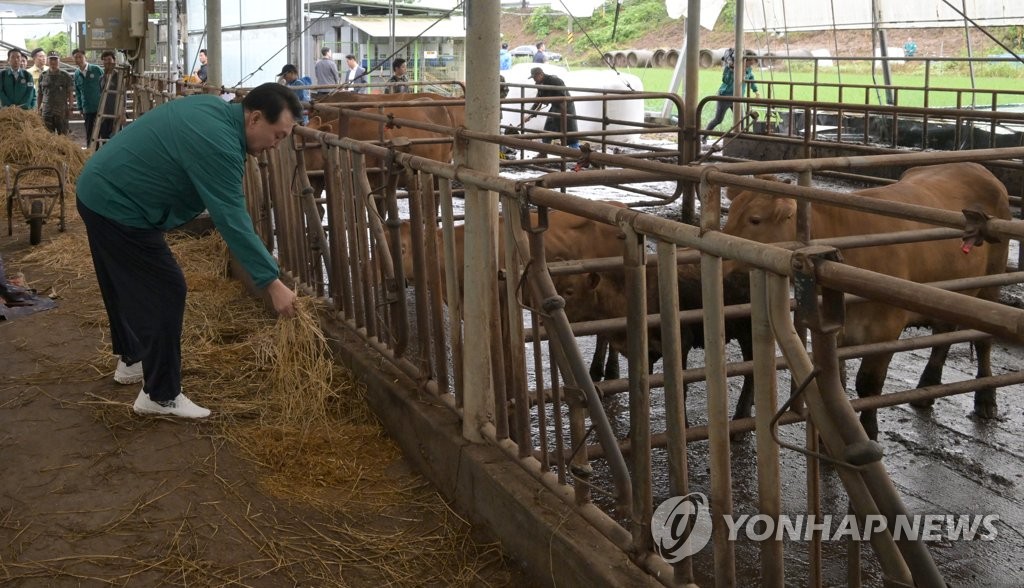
left=10, top=230, right=514, bottom=584
left=0, top=106, right=89, bottom=198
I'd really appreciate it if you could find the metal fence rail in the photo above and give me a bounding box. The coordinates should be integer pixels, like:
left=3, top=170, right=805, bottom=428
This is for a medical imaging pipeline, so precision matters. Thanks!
left=223, top=84, right=1024, bottom=586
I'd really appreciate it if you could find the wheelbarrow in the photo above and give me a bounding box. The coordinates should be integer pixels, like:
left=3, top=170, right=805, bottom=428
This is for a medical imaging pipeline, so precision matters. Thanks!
left=5, top=164, right=67, bottom=246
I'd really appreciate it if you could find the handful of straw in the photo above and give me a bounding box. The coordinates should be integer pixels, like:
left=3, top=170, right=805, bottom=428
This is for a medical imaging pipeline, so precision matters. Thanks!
left=260, top=295, right=338, bottom=428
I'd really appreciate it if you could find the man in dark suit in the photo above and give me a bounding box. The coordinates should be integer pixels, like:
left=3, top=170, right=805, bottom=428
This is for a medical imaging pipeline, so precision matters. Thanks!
left=344, top=54, right=367, bottom=93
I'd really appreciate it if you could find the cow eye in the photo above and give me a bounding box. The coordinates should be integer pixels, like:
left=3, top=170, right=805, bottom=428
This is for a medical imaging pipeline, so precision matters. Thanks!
left=749, top=216, right=762, bottom=226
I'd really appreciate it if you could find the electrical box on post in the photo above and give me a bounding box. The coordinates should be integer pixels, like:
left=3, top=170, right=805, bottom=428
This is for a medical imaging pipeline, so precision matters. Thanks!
left=84, top=0, right=132, bottom=50
left=129, top=1, right=146, bottom=38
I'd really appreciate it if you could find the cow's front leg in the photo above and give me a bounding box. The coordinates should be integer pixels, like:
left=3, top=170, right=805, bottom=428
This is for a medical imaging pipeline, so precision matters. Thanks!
left=973, top=339, right=998, bottom=419
left=855, top=352, right=895, bottom=441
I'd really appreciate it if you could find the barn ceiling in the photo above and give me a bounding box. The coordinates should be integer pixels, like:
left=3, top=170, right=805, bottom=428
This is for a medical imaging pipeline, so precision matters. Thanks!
left=746, top=0, right=1023, bottom=31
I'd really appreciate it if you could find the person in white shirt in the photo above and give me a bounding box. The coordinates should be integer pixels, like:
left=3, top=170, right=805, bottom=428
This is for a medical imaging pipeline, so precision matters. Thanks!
left=344, top=54, right=367, bottom=93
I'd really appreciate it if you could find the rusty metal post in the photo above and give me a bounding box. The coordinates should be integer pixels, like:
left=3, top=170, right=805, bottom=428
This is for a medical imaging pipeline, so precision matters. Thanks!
left=622, top=226, right=652, bottom=553
left=353, top=164, right=376, bottom=339
left=523, top=208, right=633, bottom=511
left=750, top=269, right=783, bottom=587
left=272, top=150, right=301, bottom=277
left=333, top=150, right=356, bottom=319
left=437, top=178, right=463, bottom=403
left=356, top=151, right=395, bottom=346
left=377, top=158, right=402, bottom=349
left=501, top=197, right=531, bottom=455
left=767, top=272, right=915, bottom=585
left=334, top=150, right=357, bottom=321
left=732, top=0, right=746, bottom=133
left=567, top=385, right=591, bottom=505
left=797, top=163, right=820, bottom=588
left=680, top=0, right=702, bottom=223
left=406, top=170, right=431, bottom=375
left=796, top=168, right=812, bottom=242
left=254, top=154, right=274, bottom=250
left=344, top=153, right=367, bottom=331
left=795, top=257, right=949, bottom=586
left=460, top=0, right=501, bottom=442
left=656, top=239, right=694, bottom=584
left=546, top=338, right=561, bottom=479
left=699, top=177, right=737, bottom=587
left=493, top=284, right=511, bottom=442
left=292, top=136, right=332, bottom=292
left=421, top=177, right=450, bottom=395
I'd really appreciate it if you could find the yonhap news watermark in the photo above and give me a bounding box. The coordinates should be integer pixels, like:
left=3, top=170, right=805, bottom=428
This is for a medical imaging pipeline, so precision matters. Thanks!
left=652, top=492, right=999, bottom=562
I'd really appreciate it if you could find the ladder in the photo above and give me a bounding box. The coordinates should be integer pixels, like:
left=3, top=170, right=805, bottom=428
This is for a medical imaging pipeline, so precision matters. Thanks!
left=91, top=65, right=130, bottom=151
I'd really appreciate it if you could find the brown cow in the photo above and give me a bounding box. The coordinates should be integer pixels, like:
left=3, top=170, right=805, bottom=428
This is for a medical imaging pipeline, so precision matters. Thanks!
left=398, top=204, right=626, bottom=298
left=303, top=92, right=465, bottom=198
left=721, top=162, right=1011, bottom=440
left=399, top=203, right=628, bottom=379
left=554, top=260, right=756, bottom=423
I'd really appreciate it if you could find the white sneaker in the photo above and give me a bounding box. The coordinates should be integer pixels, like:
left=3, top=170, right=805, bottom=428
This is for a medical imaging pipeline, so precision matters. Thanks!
left=114, top=359, right=144, bottom=384
left=133, top=390, right=211, bottom=419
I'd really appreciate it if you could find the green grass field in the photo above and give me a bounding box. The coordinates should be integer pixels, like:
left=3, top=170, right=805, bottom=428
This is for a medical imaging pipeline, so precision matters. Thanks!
left=618, top=66, right=1024, bottom=127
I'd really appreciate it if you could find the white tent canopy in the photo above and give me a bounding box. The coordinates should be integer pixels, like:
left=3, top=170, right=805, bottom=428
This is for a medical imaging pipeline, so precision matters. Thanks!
left=664, top=0, right=727, bottom=30
left=745, top=0, right=1023, bottom=31
left=0, top=1, right=81, bottom=23
left=544, top=0, right=725, bottom=29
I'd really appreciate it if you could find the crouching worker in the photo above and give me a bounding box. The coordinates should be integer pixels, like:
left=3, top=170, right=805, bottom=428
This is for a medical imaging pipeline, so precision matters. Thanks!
left=525, top=67, right=579, bottom=150
left=76, top=83, right=301, bottom=419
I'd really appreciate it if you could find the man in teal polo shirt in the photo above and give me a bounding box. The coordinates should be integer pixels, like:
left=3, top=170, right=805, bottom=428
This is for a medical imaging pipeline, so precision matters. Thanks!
left=0, top=49, right=37, bottom=109
left=72, top=48, right=104, bottom=146
left=76, top=83, right=301, bottom=419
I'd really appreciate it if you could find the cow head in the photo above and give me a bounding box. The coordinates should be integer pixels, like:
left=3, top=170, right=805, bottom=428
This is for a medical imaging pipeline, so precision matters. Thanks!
left=722, top=176, right=797, bottom=245
left=552, top=263, right=625, bottom=324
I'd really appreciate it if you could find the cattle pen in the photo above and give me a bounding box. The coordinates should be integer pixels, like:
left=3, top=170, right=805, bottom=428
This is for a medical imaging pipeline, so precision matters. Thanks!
left=128, top=54, right=1024, bottom=586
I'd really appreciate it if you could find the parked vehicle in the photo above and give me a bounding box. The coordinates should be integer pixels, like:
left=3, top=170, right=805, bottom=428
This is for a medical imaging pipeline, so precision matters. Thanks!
left=510, top=44, right=536, bottom=58
left=509, top=44, right=563, bottom=62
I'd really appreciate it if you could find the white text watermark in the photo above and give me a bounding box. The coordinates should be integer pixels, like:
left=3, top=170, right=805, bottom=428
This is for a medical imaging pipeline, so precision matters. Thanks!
left=652, top=492, right=998, bottom=561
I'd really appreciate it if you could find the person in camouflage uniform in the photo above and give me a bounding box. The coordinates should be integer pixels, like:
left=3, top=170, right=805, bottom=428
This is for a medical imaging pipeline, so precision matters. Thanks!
left=38, top=52, right=74, bottom=135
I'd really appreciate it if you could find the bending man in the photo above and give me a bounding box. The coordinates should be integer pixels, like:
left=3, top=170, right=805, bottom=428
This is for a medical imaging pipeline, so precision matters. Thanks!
left=525, top=67, right=579, bottom=150
left=76, top=83, right=301, bottom=419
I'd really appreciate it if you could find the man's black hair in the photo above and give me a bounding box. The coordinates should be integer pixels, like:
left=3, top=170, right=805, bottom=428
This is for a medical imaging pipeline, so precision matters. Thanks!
left=243, top=82, right=303, bottom=124
left=101, top=50, right=116, bottom=60
left=199, top=48, right=207, bottom=55
left=392, top=57, right=406, bottom=71
left=320, top=47, right=331, bottom=57
left=72, top=48, right=85, bottom=57
left=31, top=48, right=45, bottom=57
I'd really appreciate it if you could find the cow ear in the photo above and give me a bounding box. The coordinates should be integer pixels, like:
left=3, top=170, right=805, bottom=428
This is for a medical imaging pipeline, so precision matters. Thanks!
left=586, top=272, right=601, bottom=290
left=309, top=116, right=321, bottom=129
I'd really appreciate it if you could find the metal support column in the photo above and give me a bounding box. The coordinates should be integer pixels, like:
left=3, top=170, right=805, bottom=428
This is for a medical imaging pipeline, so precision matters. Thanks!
left=206, top=0, right=221, bottom=87
left=461, top=0, right=501, bottom=442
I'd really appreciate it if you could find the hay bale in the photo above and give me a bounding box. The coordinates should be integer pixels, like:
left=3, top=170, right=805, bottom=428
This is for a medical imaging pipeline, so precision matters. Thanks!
left=0, top=106, right=89, bottom=196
